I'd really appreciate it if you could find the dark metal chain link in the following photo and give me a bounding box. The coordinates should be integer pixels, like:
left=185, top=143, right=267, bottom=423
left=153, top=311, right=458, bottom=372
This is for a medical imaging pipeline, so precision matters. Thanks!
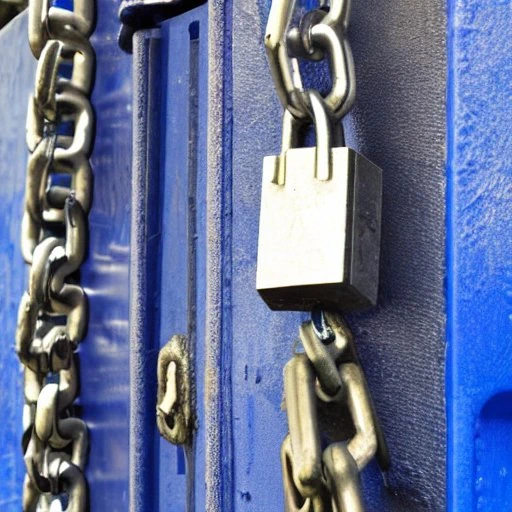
left=17, top=0, right=95, bottom=508
left=265, top=0, right=355, bottom=122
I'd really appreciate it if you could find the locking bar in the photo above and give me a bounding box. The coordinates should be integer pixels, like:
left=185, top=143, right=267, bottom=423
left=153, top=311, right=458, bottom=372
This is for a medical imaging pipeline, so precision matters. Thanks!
left=118, top=0, right=206, bottom=52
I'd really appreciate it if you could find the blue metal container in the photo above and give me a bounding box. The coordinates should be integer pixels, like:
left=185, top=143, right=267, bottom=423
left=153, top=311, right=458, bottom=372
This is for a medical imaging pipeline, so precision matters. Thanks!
left=0, top=0, right=511, bottom=510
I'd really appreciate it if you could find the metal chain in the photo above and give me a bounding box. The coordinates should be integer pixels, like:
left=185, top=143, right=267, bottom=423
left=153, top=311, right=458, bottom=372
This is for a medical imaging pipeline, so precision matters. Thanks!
left=264, top=2, right=389, bottom=509
left=281, top=312, right=390, bottom=511
left=265, top=0, right=355, bottom=122
left=17, top=0, right=95, bottom=508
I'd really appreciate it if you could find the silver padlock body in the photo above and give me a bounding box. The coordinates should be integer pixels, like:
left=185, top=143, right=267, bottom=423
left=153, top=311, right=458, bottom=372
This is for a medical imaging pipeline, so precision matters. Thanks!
left=256, top=147, right=382, bottom=311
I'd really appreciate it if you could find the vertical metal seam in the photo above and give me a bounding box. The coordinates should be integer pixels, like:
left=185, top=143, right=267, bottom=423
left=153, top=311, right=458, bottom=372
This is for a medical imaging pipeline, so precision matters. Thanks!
left=205, top=0, right=234, bottom=509
left=186, top=24, right=200, bottom=511
left=445, top=0, right=457, bottom=509
left=129, top=30, right=160, bottom=512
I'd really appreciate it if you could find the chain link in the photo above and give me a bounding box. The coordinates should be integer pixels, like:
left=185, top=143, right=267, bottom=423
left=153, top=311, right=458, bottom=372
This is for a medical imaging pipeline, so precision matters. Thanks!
left=264, top=2, right=389, bottom=509
left=281, top=312, right=390, bottom=511
left=265, top=0, right=355, bottom=121
left=17, top=0, right=95, bottom=508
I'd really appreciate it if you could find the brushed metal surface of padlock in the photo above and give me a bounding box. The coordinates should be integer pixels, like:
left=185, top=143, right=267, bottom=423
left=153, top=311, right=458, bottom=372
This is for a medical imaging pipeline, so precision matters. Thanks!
left=256, top=146, right=382, bottom=311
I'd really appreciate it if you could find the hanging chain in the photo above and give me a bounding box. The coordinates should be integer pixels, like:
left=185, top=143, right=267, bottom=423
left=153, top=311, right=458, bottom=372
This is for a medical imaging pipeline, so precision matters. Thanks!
left=265, top=0, right=355, bottom=122
left=264, top=1, right=389, bottom=509
left=281, top=312, right=390, bottom=511
left=17, top=0, right=95, bottom=508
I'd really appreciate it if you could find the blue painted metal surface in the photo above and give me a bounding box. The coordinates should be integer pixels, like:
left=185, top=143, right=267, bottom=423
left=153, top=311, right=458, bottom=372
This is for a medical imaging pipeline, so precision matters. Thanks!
left=129, top=28, right=162, bottom=512
left=129, top=0, right=448, bottom=510
left=159, top=12, right=209, bottom=512
left=5, top=0, right=512, bottom=510
left=81, top=0, right=133, bottom=507
left=0, top=2, right=132, bottom=509
left=447, top=1, right=512, bottom=510
left=129, top=6, right=208, bottom=512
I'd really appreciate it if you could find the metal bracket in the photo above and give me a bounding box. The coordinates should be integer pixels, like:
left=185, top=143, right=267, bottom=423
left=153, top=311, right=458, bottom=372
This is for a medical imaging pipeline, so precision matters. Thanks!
left=118, top=0, right=206, bottom=53
left=156, top=334, right=195, bottom=445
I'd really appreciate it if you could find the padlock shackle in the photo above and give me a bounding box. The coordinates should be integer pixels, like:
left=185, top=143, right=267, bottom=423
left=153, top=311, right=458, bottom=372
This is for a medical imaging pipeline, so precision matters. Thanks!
left=280, top=90, right=335, bottom=182
left=310, top=91, right=332, bottom=181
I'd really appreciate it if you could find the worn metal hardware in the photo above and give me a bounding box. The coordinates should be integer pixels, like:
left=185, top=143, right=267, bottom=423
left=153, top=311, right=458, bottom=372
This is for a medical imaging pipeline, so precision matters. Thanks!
left=157, top=334, right=195, bottom=445
left=281, top=435, right=328, bottom=512
left=311, top=308, right=336, bottom=344
left=284, top=354, right=323, bottom=496
left=281, top=313, right=389, bottom=511
left=265, top=0, right=354, bottom=120
left=300, top=312, right=349, bottom=397
left=322, top=442, right=365, bottom=512
left=256, top=129, right=382, bottom=312
left=118, top=0, right=206, bottom=53
left=17, top=0, right=95, bottom=507
left=262, top=0, right=389, bottom=508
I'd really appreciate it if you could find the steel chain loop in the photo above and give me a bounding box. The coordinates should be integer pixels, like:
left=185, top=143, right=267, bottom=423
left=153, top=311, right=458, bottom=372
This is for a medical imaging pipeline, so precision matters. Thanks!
left=17, top=0, right=95, bottom=508
left=282, top=312, right=390, bottom=511
left=265, top=0, right=355, bottom=121
left=264, top=3, right=388, bottom=507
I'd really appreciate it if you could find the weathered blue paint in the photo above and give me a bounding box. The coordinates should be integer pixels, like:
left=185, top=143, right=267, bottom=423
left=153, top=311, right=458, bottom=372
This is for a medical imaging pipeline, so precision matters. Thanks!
left=203, top=1, right=234, bottom=510
left=130, top=28, right=163, bottom=512
left=447, top=1, right=512, bottom=510
left=9, top=0, right=512, bottom=509
left=129, top=6, right=208, bottom=511
left=81, top=0, right=133, bottom=507
left=159, top=9, right=209, bottom=512
left=125, top=0, right=447, bottom=508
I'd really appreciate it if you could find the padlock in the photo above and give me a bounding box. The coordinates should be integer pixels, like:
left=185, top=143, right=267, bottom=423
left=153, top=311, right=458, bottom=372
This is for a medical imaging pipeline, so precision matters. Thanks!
left=256, top=91, right=382, bottom=311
